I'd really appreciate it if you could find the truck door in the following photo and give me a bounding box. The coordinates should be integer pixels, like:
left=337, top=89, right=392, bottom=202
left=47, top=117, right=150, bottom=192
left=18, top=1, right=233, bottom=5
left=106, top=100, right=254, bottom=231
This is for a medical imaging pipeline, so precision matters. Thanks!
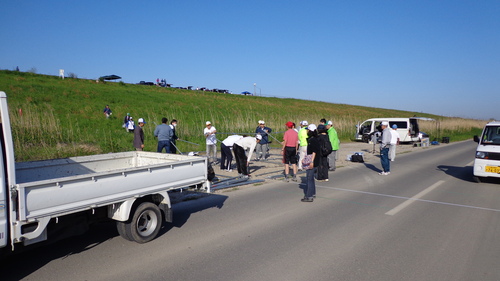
left=409, top=118, right=420, bottom=137
left=357, top=120, right=373, bottom=142
left=0, top=120, right=7, bottom=248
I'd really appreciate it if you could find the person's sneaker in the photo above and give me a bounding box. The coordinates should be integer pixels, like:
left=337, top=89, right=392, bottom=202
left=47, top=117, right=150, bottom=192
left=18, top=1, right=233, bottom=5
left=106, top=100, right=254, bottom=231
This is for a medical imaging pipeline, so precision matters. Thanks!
left=292, top=175, right=298, bottom=182
left=226, top=169, right=232, bottom=172
left=284, top=175, right=289, bottom=182
left=325, top=179, right=329, bottom=182
left=378, top=172, right=389, bottom=176
left=301, top=197, right=314, bottom=202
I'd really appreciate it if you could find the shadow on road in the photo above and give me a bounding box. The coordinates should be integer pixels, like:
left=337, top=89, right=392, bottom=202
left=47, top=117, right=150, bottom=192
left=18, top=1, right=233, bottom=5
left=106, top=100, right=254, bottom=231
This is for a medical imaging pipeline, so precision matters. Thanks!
left=163, top=193, right=228, bottom=232
left=0, top=192, right=228, bottom=280
left=436, top=165, right=500, bottom=184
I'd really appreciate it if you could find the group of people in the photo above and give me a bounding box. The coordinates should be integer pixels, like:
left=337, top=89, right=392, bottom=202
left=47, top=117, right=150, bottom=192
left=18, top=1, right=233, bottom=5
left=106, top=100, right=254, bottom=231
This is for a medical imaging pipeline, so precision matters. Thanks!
left=206, top=121, right=263, bottom=179
left=207, top=119, right=340, bottom=202
left=126, top=115, right=179, bottom=153
left=153, top=118, right=179, bottom=153
left=280, top=119, right=340, bottom=202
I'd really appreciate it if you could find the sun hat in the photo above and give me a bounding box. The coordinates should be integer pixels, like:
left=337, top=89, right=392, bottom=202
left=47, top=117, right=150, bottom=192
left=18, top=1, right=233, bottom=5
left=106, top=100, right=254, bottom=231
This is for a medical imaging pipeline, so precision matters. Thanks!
left=206, top=121, right=211, bottom=125
left=381, top=121, right=389, bottom=126
left=256, top=134, right=262, bottom=140
left=307, top=124, right=317, bottom=131
left=258, top=120, right=265, bottom=124
left=301, top=120, right=308, bottom=126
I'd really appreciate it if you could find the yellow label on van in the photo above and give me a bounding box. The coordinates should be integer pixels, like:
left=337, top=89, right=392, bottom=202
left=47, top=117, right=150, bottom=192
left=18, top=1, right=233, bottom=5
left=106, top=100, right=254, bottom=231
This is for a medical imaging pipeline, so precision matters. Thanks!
left=485, top=166, right=500, bottom=173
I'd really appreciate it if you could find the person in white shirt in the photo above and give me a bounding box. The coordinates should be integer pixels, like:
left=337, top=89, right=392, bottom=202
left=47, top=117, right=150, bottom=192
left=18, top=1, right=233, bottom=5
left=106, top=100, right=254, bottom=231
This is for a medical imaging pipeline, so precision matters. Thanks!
left=221, top=135, right=243, bottom=171
left=389, top=124, right=400, bottom=161
left=233, top=135, right=261, bottom=178
left=204, top=121, right=217, bottom=163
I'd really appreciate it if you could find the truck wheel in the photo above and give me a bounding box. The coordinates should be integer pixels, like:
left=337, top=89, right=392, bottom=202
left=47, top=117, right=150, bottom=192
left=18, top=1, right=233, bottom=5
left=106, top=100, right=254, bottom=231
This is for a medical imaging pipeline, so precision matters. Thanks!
left=116, top=221, right=133, bottom=241
left=125, top=202, right=162, bottom=243
left=362, top=135, right=369, bottom=143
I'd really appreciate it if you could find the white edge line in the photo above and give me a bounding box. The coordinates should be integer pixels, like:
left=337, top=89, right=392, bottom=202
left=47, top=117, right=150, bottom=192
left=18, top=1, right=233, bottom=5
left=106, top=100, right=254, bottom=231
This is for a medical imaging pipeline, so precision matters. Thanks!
left=385, top=180, right=445, bottom=216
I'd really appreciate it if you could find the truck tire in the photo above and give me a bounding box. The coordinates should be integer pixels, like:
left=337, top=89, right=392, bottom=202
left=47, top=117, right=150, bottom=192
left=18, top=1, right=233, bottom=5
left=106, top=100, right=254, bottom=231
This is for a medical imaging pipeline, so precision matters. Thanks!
left=116, top=221, right=133, bottom=241
left=125, top=202, right=162, bottom=243
left=362, top=135, right=369, bottom=143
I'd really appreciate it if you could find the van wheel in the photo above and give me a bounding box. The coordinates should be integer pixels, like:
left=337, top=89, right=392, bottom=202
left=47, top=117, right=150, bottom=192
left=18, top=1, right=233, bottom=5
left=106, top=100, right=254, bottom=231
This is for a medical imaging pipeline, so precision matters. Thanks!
left=362, top=135, right=369, bottom=143
left=125, top=202, right=162, bottom=243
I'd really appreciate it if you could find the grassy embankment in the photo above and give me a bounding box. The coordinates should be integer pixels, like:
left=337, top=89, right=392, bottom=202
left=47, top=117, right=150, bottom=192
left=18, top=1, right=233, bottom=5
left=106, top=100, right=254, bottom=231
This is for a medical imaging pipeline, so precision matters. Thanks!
left=0, top=70, right=485, bottom=162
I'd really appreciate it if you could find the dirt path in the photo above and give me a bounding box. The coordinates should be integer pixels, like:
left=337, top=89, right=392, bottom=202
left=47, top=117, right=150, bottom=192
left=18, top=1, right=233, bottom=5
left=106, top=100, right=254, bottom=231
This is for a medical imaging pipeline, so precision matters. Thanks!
left=212, top=141, right=441, bottom=182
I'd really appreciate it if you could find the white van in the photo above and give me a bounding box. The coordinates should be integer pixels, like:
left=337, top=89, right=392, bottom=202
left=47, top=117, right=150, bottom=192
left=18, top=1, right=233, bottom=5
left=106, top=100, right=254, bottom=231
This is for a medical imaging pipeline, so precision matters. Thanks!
left=473, top=121, right=500, bottom=182
left=355, top=117, right=427, bottom=143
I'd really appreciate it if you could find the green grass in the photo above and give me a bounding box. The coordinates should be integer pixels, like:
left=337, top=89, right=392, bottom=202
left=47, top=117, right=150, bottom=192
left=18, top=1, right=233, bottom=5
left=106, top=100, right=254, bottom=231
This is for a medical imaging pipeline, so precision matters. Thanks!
left=0, top=70, right=486, bottom=162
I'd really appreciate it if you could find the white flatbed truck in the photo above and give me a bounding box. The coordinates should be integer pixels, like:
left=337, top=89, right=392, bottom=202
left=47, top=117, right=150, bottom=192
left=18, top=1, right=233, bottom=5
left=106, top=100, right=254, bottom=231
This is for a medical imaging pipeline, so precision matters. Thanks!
left=0, top=91, right=210, bottom=254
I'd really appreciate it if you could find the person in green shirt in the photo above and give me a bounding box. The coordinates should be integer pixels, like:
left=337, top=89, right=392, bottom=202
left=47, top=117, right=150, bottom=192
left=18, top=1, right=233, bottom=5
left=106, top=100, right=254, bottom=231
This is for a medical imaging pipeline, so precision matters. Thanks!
left=326, top=120, right=340, bottom=171
left=297, top=121, right=309, bottom=170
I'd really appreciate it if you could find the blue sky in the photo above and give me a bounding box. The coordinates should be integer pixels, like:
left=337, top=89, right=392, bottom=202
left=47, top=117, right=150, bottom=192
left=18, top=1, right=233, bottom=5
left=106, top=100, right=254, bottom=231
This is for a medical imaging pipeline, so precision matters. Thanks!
left=1, top=1, right=499, bottom=120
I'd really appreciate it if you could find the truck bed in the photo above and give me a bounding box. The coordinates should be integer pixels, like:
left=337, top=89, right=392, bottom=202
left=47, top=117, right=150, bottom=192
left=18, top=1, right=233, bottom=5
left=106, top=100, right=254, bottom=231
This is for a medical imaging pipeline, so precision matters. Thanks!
left=14, top=151, right=208, bottom=221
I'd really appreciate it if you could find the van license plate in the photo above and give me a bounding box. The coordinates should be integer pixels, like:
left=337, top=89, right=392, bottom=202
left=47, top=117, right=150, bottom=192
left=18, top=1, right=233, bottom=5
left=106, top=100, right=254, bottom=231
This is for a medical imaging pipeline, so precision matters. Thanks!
left=485, top=166, right=500, bottom=173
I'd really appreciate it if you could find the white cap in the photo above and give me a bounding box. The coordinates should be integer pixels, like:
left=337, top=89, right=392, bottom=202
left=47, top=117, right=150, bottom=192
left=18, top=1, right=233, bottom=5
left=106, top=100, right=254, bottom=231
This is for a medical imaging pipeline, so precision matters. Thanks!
left=381, top=121, right=389, bottom=126
left=327, top=120, right=333, bottom=125
left=301, top=120, right=308, bottom=126
left=258, top=120, right=265, bottom=124
left=256, top=134, right=262, bottom=140
left=138, top=118, right=146, bottom=124
left=307, top=124, right=317, bottom=131
left=206, top=121, right=211, bottom=125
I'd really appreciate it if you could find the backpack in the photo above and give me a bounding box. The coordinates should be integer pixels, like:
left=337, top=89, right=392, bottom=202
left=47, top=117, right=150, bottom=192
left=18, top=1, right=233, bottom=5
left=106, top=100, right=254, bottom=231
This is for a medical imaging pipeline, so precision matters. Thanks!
left=319, top=135, right=333, bottom=157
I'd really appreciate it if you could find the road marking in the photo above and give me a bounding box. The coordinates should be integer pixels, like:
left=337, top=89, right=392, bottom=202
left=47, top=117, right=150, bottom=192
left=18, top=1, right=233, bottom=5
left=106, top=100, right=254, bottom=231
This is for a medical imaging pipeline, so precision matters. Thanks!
left=316, top=183, right=500, bottom=214
left=385, top=180, right=444, bottom=216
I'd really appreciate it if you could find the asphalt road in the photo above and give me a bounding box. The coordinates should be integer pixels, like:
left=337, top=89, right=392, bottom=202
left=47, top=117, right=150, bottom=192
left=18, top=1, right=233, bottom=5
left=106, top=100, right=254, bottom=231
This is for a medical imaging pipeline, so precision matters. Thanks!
left=3, top=140, right=500, bottom=281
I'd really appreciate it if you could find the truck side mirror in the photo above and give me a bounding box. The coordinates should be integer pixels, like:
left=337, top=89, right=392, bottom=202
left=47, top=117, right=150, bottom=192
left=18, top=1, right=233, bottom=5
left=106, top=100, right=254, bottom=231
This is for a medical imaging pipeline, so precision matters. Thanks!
left=473, top=135, right=479, bottom=143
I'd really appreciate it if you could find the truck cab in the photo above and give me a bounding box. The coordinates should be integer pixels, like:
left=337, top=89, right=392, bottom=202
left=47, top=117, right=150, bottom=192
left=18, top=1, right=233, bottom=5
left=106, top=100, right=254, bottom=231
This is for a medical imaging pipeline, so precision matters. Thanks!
left=473, top=121, right=500, bottom=182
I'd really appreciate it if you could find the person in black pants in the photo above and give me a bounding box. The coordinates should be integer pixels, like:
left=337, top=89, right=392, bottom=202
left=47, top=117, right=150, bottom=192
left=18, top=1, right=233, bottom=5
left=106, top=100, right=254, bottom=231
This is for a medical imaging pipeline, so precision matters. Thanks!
left=233, top=135, right=261, bottom=178
left=220, top=135, right=243, bottom=171
left=303, top=124, right=320, bottom=202
left=316, top=124, right=332, bottom=182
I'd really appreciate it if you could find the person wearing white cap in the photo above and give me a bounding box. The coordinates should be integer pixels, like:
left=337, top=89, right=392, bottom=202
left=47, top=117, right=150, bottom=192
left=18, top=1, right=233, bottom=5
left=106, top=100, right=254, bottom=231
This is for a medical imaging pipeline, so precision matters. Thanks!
left=379, top=121, right=391, bottom=175
left=204, top=121, right=217, bottom=163
left=326, top=120, right=340, bottom=171
left=302, top=124, right=319, bottom=202
left=233, top=135, right=261, bottom=178
left=133, top=118, right=146, bottom=151
left=297, top=121, right=309, bottom=170
left=389, top=124, right=400, bottom=161
left=255, top=120, right=272, bottom=161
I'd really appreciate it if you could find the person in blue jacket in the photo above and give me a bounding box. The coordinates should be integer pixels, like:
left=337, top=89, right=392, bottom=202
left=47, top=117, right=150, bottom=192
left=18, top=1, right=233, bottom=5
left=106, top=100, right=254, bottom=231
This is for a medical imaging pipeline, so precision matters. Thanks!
left=255, top=120, right=272, bottom=161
